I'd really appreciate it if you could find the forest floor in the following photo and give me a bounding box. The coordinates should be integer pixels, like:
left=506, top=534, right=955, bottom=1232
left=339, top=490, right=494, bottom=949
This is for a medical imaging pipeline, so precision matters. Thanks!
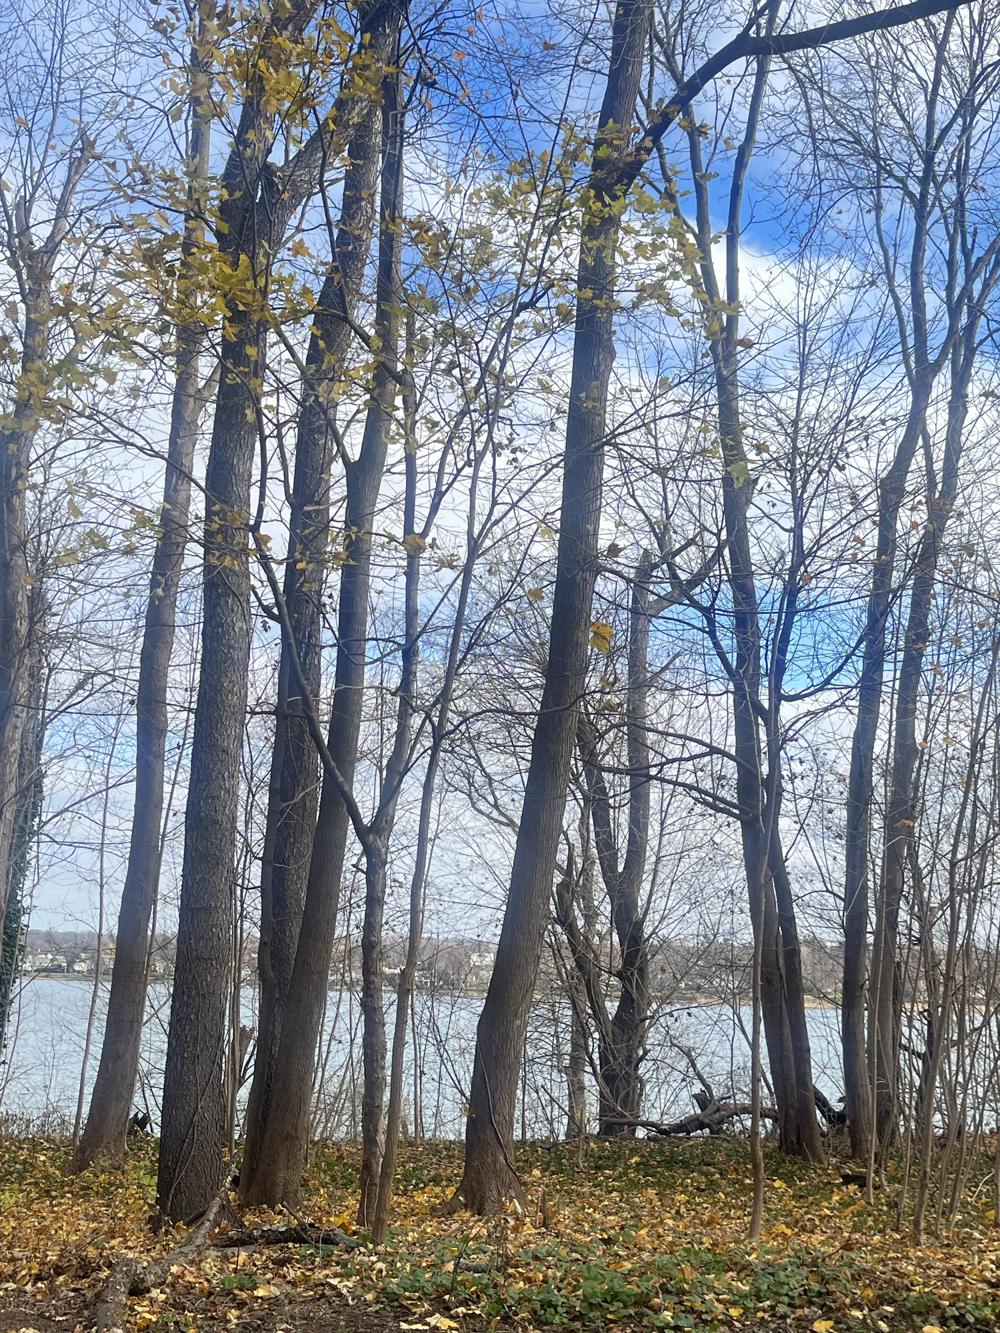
left=0, top=1136, right=999, bottom=1332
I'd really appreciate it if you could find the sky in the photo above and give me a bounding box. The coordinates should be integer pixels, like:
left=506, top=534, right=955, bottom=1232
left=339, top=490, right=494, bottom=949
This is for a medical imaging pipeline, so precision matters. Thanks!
left=9, top=0, right=1000, bottom=954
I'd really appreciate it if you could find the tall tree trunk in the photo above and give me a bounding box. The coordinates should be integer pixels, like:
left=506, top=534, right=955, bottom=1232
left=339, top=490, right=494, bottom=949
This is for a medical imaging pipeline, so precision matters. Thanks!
left=0, top=253, right=56, bottom=928
left=841, top=18, right=962, bottom=1159
left=240, top=100, right=381, bottom=1200
left=674, top=14, right=822, bottom=1160
left=871, top=327, right=978, bottom=1152
left=358, top=283, right=416, bottom=1231
left=157, top=0, right=398, bottom=1220
left=157, top=26, right=282, bottom=1219
left=156, top=298, right=261, bottom=1223
left=453, top=0, right=651, bottom=1215
left=73, top=35, right=212, bottom=1169
left=243, top=32, right=406, bottom=1207
left=842, top=382, right=931, bottom=1159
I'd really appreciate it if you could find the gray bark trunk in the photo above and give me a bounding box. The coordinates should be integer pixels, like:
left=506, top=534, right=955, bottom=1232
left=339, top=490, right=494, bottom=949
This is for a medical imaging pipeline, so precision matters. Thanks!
left=455, top=0, right=651, bottom=1214
left=74, top=47, right=211, bottom=1169
left=240, top=99, right=381, bottom=1201
left=243, top=24, right=406, bottom=1207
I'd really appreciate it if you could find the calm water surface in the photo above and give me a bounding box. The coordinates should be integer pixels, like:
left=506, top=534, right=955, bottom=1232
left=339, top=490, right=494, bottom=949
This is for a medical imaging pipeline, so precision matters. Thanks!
left=0, top=976, right=844, bottom=1136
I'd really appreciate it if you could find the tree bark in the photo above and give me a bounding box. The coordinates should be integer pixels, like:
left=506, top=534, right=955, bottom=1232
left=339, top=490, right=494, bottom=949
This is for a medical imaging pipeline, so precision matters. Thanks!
left=74, top=32, right=211, bottom=1170
left=243, top=24, right=406, bottom=1207
left=157, top=0, right=402, bottom=1220
left=240, top=98, right=381, bottom=1202
left=453, top=0, right=651, bottom=1215
left=871, top=324, right=980, bottom=1151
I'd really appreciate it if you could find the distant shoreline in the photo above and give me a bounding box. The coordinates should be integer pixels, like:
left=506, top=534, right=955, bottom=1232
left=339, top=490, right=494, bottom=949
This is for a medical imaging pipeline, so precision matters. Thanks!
left=15, top=972, right=840, bottom=1011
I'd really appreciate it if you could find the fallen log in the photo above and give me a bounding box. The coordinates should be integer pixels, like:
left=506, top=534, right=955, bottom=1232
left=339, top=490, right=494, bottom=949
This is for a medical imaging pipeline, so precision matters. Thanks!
left=814, top=1086, right=847, bottom=1128
left=213, top=1222, right=352, bottom=1249
left=93, top=1168, right=355, bottom=1331
left=93, top=1165, right=237, bottom=1332
left=603, top=1100, right=778, bottom=1138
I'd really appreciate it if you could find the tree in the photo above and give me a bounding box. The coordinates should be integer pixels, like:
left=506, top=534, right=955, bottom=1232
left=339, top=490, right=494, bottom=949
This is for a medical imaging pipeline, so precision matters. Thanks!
left=452, top=0, right=653, bottom=1214
left=239, top=40, right=383, bottom=1206
left=799, top=6, right=1000, bottom=1157
left=240, top=2, right=407, bottom=1207
left=158, top=0, right=401, bottom=1220
left=0, top=3, right=97, bottom=932
left=73, top=0, right=215, bottom=1172
left=453, top=0, right=970, bottom=1215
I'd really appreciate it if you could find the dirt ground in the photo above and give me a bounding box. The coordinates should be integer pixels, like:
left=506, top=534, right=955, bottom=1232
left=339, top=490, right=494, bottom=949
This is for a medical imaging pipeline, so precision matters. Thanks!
left=0, top=1291, right=484, bottom=1332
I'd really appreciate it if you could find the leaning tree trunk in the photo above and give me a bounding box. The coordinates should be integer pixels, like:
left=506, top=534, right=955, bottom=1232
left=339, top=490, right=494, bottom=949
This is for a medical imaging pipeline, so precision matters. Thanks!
left=74, top=44, right=211, bottom=1170
left=453, top=0, right=651, bottom=1215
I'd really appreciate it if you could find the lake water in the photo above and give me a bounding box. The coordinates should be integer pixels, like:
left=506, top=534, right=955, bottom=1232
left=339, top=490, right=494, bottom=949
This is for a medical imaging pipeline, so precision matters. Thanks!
left=0, top=976, right=845, bottom=1137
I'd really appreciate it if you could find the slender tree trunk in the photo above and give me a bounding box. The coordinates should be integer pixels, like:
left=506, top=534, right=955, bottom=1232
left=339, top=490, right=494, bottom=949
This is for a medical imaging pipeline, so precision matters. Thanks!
left=372, top=328, right=490, bottom=1237
left=675, top=12, right=822, bottom=1160
left=454, top=0, right=651, bottom=1214
left=577, top=557, right=654, bottom=1137
left=842, top=23, right=960, bottom=1159
left=871, top=331, right=977, bottom=1152
left=73, top=50, right=211, bottom=1168
left=601, top=561, right=652, bottom=1133
left=357, top=842, right=389, bottom=1226
left=241, top=99, right=381, bottom=1199
left=358, top=286, right=418, bottom=1230
left=565, top=982, right=588, bottom=1140
left=843, top=382, right=932, bottom=1159
left=244, top=34, right=406, bottom=1207
left=73, top=724, right=119, bottom=1147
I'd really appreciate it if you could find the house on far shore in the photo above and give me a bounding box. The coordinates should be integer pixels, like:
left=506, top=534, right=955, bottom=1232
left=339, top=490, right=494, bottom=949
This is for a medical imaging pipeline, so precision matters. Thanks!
left=21, top=952, right=68, bottom=975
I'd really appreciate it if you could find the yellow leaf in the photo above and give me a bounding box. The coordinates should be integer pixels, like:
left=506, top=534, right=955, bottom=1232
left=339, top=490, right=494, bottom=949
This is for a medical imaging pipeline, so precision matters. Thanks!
left=526, top=587, right=544, bottom=601
left=590, top=620, right=613, bottom=653
left=402, top=533, right=427, bottom=557
left=812, top=1321, right=835, bottom=1333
